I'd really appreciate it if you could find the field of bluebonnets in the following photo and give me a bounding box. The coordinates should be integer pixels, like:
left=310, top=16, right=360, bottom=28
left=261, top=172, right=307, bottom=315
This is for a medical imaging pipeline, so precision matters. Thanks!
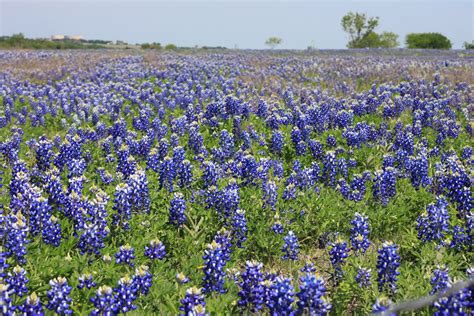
left=0, top=49, right=473, bottom=315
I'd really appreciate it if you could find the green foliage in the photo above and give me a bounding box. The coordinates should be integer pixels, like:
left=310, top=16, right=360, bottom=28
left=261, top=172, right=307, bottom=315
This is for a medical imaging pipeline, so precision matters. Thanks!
left=463, top=41, right=474, bottom=49
left=341, top=12, right=379, bottom=48
left=378, top=32, right=400, bottom=48
left=341, top=13, right=399, bottom=49
left=405, top=33, right=452, bottom=49
left=141, top=42, right=162, bottom=49
left=164, top=43, right=178, bottom=50
left=265, top=37, right=283, bottom=49
left=0, top=33, right=107, bottom=49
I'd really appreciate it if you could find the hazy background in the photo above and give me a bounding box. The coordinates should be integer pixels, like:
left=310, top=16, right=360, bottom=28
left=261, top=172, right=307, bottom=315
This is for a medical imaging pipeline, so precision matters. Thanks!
left=1, top=0, right=472, bottom=49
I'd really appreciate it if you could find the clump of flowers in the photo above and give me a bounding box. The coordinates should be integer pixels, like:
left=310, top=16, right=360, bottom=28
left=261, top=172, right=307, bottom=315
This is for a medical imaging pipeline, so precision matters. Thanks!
left=180, top=287, right=207, bottom=316
left=144, top=239, right=166, bottom=260
left=350, top=212, right=370, bottom=253
left=90, top=286, right=115, bottom=316
left=46, top=277, right=73, bottom=315
left=115, top=244, right=136, bottom=267
left=282, top=230, right=299, bottom=261
left=238, top=261, right=264, bottom=312
left=296, top=273, right=331, bottom=315
left=202, top=240, right=228, bottom=294
left=355, top=267, right=372, bottom=288
left=113, top=275, right=137, bottom=314
left=376, top=242, right=400, bottom=295
left=328, top=237, right=349, bottom=283
left=6, top=265, right=29, bottom=297
left=169, top=192, right=187, bottom=227
left=77, top=273, right=96, bottom=290
left=416, top=197, right=450, bottom=245
left=267, top=276, right=295, bottom=315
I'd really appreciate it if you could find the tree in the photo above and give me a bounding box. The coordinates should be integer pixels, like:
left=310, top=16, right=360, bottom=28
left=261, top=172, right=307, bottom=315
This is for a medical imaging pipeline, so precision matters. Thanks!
left=164, top=43, right=177, bottom=50
left=463, top=41, right=474, bottom=49
left=265, top=37, right=282, bottom=49
left=378, top=32, right=399, bottom=48
left=341, top=12, right=379, bottom=48
left=405, top=33, right=452, bottom=49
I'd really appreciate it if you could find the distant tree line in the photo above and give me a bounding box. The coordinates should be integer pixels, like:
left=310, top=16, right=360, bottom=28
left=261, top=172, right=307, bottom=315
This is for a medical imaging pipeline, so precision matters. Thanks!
left=0, top=33, right=107, bottom=49
left=340, top=12, right=467, bottom=50
left=405, top=33, right=452, bottom=49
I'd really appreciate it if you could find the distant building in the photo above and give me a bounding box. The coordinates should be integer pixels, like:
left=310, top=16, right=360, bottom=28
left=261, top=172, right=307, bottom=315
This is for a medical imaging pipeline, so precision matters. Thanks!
left=51, top=35, right=65, bottom=41
left=51, top=35, right=84, bottom=41
left=65, top=35, right=84, bottom=41
left=116, top=40, right=127, bottom=45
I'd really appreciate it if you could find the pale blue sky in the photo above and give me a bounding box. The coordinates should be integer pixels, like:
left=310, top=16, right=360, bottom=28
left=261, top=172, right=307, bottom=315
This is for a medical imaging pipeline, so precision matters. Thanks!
left=1, top=0, right=473, bottom=49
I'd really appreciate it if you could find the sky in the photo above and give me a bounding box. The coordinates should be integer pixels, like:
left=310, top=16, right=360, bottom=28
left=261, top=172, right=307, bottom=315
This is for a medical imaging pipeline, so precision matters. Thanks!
left=1, top=0, right=473, bottom=49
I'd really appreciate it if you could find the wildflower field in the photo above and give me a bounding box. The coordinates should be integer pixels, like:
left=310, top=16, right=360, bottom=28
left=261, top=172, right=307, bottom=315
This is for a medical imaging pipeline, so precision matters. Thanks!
left=0, top=49, right=472, bottom=315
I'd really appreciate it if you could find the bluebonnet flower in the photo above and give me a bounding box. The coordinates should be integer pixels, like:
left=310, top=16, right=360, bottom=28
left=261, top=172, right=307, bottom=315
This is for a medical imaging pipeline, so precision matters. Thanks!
left=430, top=267, right=471, bottom=315
left=159, top=156, right=176, bottom=192
left=146, top=148, right=161, bottom=172
left=416, top=197, right=450, bottom=245
left=407, top=153, right=431, bottom=190
left=339, top=174, right=367, bottom=203
left=213, top=229, right=233, bottom=262
left=376, top=242, right=400, bottom=295
left=220, top=181, right=239, bottom=220
left=6, top=265, right=29, bottom=297
left=0, top=283, right=13, bottom=316
left=46, top=277, right=73, bottom=315
left=42, top=216, right=62, bottom=247
left=326, top=135, right=337, bottom=148
left=0, top=248, right=9, bottom=279
left=328, top=237, right=349, bottom=282
left=35, top=136, right=54, bottom=171
left=202, top=241, right=228, bottom=294
left=430, top=266, right=450, bottom=295
left=202, top=161, right=219, bottom=188
left=283, top=183, right=297, bottom=201
left=113, top=275, right=137, bottom=314
left=350, top=212, right=370, bottom=253
left=263, top=181, right=278, bottom=210
left=5, top=212, right=29, bottom=265
left=178, top=160, right=193, bottom=188
left=127, top=168, right=150, bottom=214
left=116, top=145, right=136, bottom=179
left=115, top=244, right=136, bottom=267
left=169, top=192, right=187, bottom=227
left=272, top=220, right=284, bottom=234
left=433, top=155, right=472, bottom=215
left=296, top=273, right=331, bottom=315
left=268, top=276, right=295, bottom=316
left=372, top=167, right=397, bottom=206
left=282, top=231, right=299, bottom=261
left=180, top=287, right=207, bottom=316
left=322, top=151, right=338, bottom=188
left=176, top=272, right=190, bottom=284
left=300, top=262, right=316, bottom=274
left=270, top=130, right=284, bottom=155
left=77, top=273, right=96, bottom=290
left=113, top=182, right=132, bottom=230
left=355, top=267, right=372, bottom=288
left=372, top=297, right=394, bottom=315
left=308, top=140, right=324, bottom=160
left=461, top=146, right=472, bottom=161
left=450, top=225, right=469, bottom=250
left=133, top=265, right=153, bottom=296
left=231, top=209, right=248, bottom=248
left=238, top=261, right=265, bottom=312
left=19, top=292, right=44, bottom=315
left=144, top=239, right=166, bottom=260
left=90, top=286, right=115, bottom=316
